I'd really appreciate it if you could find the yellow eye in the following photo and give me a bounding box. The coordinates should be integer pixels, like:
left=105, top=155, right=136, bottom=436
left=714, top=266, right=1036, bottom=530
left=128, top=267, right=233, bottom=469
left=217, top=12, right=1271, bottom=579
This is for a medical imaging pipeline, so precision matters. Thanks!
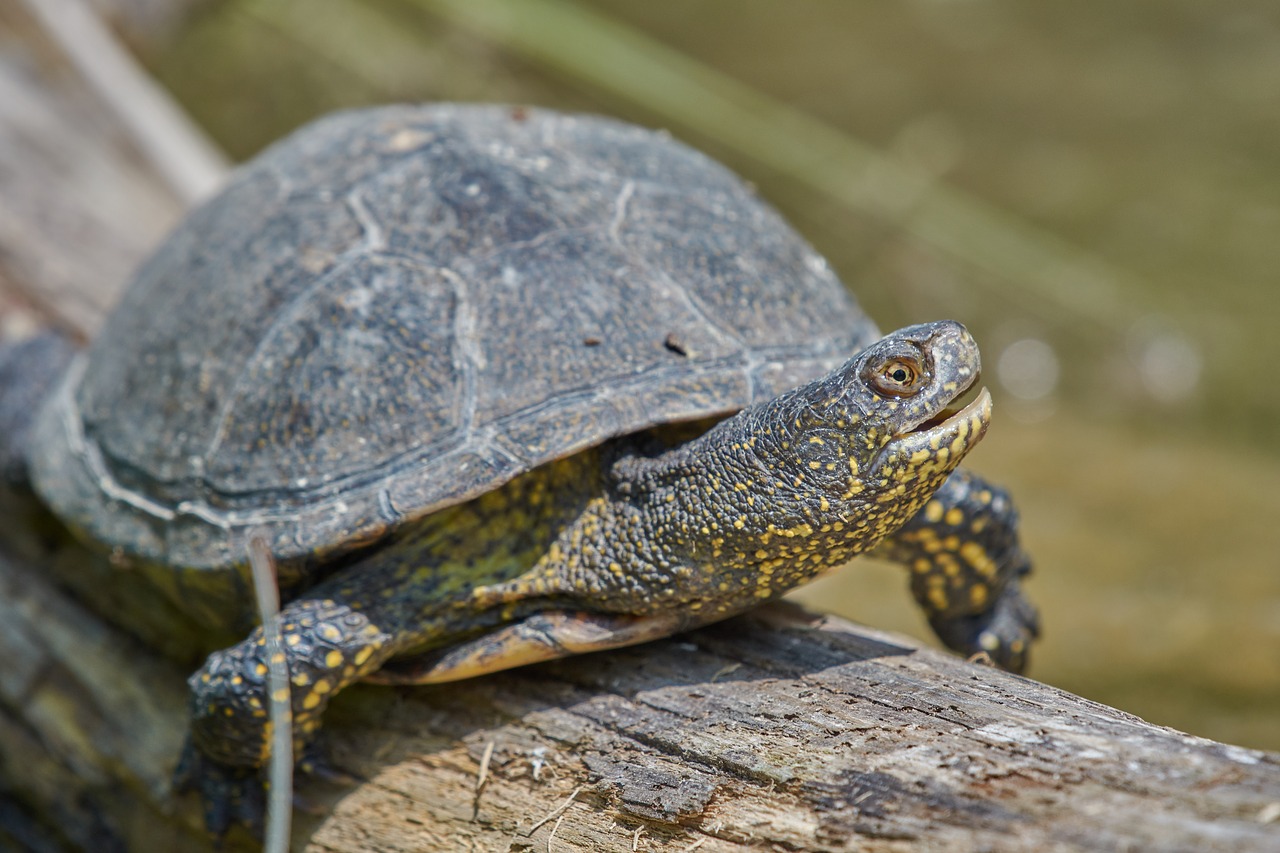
left=871, top=357, right=925, bottom=396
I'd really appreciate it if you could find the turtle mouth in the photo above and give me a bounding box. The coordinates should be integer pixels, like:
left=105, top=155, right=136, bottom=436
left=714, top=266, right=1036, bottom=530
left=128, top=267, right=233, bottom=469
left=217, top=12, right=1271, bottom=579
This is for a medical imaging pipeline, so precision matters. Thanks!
left=909, top=389, right=988, bottom=434
left=915, top=387, right=992, bottom=435
left=880, top=386, right=993, bottom=469
left=894, top=364, right=984, bottom=436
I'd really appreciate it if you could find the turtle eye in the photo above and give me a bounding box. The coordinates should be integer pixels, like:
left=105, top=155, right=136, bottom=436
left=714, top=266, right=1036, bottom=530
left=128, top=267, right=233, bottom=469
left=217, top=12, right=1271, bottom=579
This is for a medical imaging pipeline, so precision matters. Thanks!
left=869, top=357, right=926, bottom=396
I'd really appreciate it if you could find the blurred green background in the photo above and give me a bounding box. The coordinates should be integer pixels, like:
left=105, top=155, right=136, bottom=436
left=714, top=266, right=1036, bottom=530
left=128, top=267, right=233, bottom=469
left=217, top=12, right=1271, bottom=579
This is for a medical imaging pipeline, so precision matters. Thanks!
left=142, top=0, right=1278, bottom=749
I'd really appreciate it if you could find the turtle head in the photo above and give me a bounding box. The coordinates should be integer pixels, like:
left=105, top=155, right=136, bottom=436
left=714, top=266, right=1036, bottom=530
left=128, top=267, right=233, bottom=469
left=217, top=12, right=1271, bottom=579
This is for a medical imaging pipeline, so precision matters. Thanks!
left=598, top=320, right=993, bottom=613
left=728, top=320, right=992, bottom=556
left=820, top=319, right=990, bottom=495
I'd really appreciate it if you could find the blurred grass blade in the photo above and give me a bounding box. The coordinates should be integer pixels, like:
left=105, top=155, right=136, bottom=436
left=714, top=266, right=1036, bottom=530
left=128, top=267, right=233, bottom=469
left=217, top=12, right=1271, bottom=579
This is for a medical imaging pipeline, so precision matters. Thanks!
left=248, top=535, right=292, bottom=853
left=21, top=0, right=229, bottom=203
left=414, top=0, right=1138, bottom=331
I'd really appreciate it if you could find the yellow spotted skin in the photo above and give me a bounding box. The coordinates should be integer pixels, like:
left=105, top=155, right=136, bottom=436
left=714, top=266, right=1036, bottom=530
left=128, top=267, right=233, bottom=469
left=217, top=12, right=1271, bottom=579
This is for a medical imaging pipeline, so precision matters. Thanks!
left=187, top=321, right=1039, bottom=784
left=874, top=469, right=1038, bottom=671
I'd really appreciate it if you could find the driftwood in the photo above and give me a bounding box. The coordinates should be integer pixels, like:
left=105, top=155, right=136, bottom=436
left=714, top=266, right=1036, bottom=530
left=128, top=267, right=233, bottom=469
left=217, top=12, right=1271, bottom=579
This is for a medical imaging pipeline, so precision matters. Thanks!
left=1, top=5, right=1278, bottom=851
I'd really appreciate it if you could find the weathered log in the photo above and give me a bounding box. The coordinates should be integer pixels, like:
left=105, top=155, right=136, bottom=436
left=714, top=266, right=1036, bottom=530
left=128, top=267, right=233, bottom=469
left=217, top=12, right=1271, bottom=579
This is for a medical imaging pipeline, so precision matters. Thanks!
left=4, top=527, right=1280, bottom=853
left=0, top=6, right=1278, bottom=852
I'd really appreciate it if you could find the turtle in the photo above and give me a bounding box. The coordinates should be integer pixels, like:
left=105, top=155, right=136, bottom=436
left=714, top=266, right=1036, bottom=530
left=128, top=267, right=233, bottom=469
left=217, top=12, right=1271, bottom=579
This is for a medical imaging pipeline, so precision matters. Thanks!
left=9, top=104, right=1038, bottom=830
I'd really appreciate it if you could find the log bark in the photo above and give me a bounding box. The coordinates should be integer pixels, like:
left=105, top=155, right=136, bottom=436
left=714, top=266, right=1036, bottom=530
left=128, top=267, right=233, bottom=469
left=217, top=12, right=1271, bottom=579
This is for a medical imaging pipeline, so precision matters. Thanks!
left=1, top=5, right=1278, bottom=852
left=4, top=526, right=1280, bottom=853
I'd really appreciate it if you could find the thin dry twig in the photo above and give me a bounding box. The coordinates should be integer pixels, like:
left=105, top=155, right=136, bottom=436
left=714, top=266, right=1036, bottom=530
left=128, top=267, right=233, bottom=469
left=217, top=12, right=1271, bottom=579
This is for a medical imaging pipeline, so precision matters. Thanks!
left=472, top=738, right=496, bottom=818
left=547, top=812, right=565, bottom=852
left=710, top=662, right=741, bottom=682
left=475, top=739, right=495, bottom=794
left=524, top=785, right=583, bottom=837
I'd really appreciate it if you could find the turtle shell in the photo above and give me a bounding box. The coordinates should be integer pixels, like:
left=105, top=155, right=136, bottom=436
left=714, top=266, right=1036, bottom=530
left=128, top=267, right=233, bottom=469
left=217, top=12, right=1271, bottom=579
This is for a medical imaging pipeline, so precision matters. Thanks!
left=30, top=104, right=877, bottom=585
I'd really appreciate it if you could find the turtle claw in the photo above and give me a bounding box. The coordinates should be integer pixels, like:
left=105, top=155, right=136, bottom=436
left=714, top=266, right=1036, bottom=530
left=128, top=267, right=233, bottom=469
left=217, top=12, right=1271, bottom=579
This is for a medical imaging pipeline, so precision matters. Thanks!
left=298, top=742, right=362, bottom=787
left=174, top=740, right=266, bottom=840
left=175, top=738, right=363, bottom=837
left=930, top=579, right=1040, bottom=674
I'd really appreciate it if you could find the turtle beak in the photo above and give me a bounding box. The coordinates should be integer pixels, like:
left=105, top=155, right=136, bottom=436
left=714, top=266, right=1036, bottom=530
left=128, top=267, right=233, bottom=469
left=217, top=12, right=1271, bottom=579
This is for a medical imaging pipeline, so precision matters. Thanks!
left=892, top=387, right=992, bottom=458
left=908, top=372, right=983, bottom=433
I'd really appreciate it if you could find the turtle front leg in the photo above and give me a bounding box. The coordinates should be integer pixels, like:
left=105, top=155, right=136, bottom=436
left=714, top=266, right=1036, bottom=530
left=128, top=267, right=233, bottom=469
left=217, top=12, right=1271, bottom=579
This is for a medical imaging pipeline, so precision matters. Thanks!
left=874, top=468, right=1040, bottom=672
left=179, top=597, right=395, bottom=834
left=188, top=598, right=394, bottom=770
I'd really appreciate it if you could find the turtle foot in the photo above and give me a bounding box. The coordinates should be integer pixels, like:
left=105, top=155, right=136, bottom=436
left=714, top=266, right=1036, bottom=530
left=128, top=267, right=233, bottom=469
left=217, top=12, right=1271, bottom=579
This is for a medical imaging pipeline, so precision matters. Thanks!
left=174, top=738, right=361, bottom=838
left=930, top=578, right=1040, bottom=673
left=174, top=739, right=266, bottom=839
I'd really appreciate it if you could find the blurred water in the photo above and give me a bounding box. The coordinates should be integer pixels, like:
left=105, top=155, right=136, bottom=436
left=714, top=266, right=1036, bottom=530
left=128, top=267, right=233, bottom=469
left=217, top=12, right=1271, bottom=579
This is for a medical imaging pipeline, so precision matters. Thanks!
left=149, top=0, right=1279, bottom=749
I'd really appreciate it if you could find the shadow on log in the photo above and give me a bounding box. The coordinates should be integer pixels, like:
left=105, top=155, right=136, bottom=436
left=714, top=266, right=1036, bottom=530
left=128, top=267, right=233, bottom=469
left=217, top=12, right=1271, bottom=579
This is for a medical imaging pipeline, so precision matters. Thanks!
left=0, top=4, right=1277, bottom=851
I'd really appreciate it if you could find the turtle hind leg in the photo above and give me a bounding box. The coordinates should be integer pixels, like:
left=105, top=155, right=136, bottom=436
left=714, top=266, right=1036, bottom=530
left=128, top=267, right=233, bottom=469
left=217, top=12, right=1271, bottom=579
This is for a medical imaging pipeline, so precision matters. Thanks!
left=875, top=468, right=1040, bottom=672
left=367, top=609, right=701, bottom=685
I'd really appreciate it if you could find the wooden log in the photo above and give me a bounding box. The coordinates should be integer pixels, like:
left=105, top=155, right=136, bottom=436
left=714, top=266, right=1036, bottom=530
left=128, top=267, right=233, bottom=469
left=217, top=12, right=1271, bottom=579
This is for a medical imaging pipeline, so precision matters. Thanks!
left=3, top=527, right=1280, bottom=852
left=0, top=5, right=1278, bottom=852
